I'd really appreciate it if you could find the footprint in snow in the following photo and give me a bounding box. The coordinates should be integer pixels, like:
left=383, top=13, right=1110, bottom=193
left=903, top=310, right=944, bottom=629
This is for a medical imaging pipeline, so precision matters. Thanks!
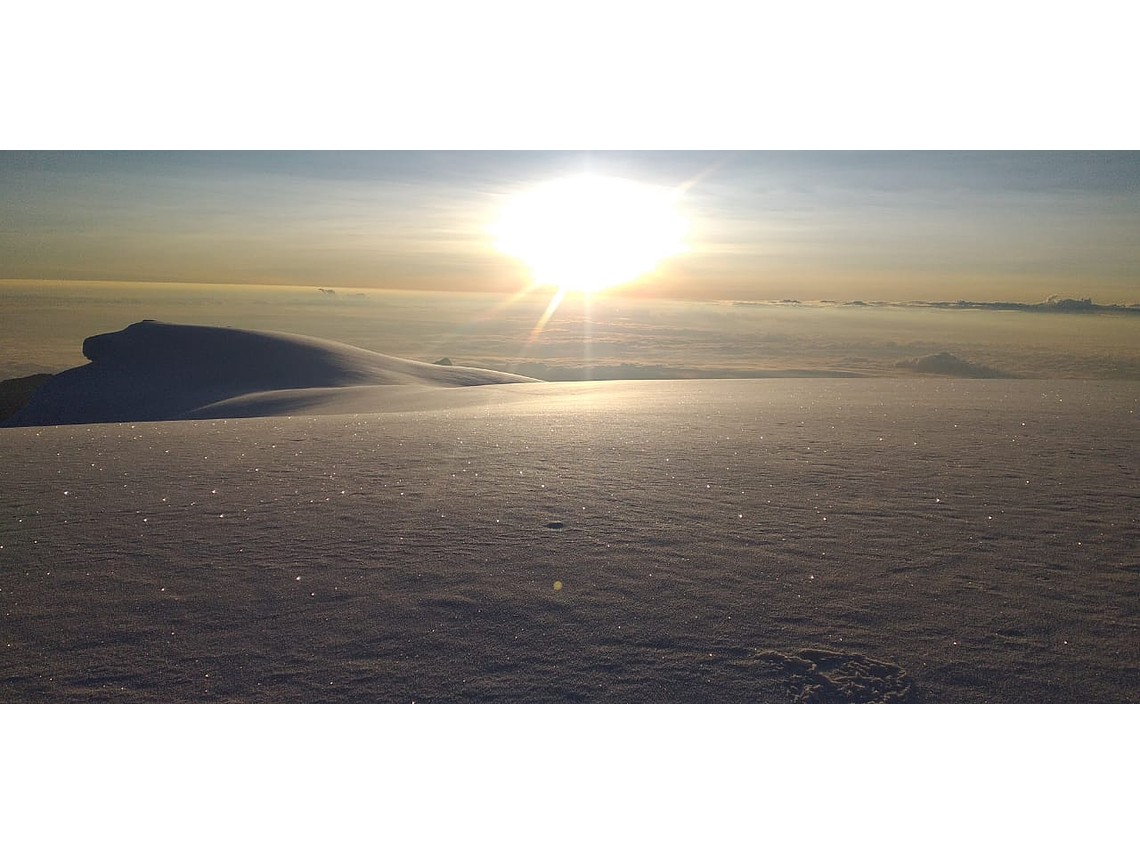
left=736, top=648, right=915, bottom=703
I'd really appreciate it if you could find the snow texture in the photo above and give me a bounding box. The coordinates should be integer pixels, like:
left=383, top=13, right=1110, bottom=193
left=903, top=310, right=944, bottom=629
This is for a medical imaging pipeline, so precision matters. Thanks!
left=2, top=377, right=1137, bottom=702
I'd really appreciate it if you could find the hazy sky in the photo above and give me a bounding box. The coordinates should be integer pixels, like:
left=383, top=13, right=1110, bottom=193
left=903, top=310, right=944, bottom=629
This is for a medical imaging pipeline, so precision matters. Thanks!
left=2, top=151, right=1138, bottom=303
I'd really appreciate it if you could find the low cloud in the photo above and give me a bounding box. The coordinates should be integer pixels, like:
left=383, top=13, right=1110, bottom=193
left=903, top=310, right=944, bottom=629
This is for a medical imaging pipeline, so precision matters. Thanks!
left=903, top=296, right=1140, bottom=315
left=895, top=352, right=1014, bottom=378
left=734, top=296, right=1140, bottom=315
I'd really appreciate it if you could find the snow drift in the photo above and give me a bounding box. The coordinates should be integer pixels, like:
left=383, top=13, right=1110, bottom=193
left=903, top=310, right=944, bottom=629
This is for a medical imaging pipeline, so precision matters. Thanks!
left=3, top=321, right=540, bottom=427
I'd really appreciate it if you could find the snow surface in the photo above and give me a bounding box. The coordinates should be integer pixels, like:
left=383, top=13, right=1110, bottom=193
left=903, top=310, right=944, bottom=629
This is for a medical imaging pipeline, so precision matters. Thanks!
left=4, top=321, right=539, bottom=427
left=2, top=378, right=1137, bottom=702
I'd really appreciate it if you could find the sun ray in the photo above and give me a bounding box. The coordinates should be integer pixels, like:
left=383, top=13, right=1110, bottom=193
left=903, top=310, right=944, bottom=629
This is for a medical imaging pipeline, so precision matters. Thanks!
left=484, top=174, right=690, bottom=374
left=582, top=291, right=594, bottom=380
left=527, top=287, right=566, bottom=346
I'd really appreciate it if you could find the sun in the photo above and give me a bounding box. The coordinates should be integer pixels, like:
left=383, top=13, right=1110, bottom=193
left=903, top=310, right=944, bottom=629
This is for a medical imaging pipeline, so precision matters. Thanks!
left=491, top=175, right=688, bottom=294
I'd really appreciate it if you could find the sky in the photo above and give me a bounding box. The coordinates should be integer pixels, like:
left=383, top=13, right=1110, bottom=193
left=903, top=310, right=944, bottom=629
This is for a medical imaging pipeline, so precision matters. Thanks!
left=3, top=151, right=1138, bottom=304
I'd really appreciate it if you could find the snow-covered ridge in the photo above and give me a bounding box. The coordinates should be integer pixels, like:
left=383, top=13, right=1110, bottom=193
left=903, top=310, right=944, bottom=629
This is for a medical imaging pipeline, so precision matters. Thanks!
left=4, top=321, right=540, bottom=427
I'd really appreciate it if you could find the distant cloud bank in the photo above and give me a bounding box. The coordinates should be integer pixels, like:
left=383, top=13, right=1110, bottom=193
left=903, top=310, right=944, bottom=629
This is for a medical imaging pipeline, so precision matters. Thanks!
left=733, top=296, right=1140, bottom=314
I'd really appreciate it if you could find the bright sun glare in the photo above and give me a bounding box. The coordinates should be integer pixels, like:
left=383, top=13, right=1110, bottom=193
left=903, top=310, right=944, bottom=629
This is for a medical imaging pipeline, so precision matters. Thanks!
left=492, top=175, right=688, bottom=294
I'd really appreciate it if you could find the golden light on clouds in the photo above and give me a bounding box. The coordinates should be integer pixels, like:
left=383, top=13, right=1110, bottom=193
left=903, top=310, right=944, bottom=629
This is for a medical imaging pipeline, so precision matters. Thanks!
left=491, top=175, right=688, bottom=294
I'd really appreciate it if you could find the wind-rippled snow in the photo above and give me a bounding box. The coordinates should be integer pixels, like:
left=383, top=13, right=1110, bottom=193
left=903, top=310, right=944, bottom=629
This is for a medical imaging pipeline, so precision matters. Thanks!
left=1, top=379, right=1137, bottom=702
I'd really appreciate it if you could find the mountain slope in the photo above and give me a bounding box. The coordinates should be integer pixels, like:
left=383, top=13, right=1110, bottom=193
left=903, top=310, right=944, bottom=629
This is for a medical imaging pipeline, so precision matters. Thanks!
left=3, top=321, right=539, bottom=426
